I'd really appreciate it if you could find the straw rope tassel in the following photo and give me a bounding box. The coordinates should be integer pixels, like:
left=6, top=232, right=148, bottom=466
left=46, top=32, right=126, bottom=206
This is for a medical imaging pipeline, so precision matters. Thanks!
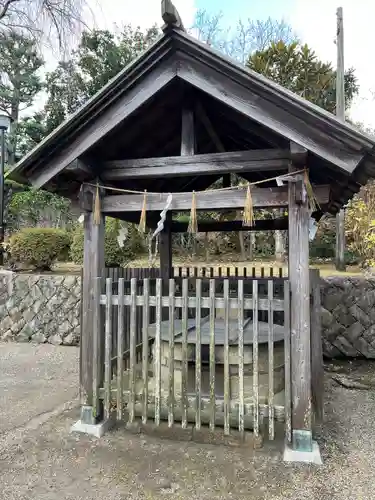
left=138, top=190, right=147, bottom=233
left=93, top=182, right=101, bottom=225
left=304, top=170, right=319, bottom=212
left=242, top=183, right=254, bottom=227
left=188, top=191, right=198, bottom=234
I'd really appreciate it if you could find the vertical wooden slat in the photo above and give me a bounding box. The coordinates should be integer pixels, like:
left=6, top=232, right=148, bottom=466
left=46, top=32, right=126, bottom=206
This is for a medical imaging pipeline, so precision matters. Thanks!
left=218, top=267, right=222, bottom=278
left=209, top=278, right=216, bottom=431
left=210, top=267, right=214, bottom=278
left=168, top=279, right=175, bottom=428
left=237, top=280, right=244, bottom=435
left=128, top=278, right=137, bottom=424
left=194, top=267, right=198, bottom=278
left=104, top=277, right=113, bottom=419
left=155, top=278, right=162, bottom=426
left=181, top=278, right=189, bottom=429
left=270, top=268, right=274, bottom=278
left=226, top=267, right=230, bottom=277
left=142, top=279, right=150, bottom=424
left=268, top=280, right=275, bottom=440
left=235, top=267, right=238, bottom=277
left=116, top=278, right=124, bottom=420
left=252, top=280, right=259, bottom=437
left=92, top=277, right=101, bottom=420
left=252, top=267, right=256, bottom=278
left=279, top=267, right=283, bottom=278
left=310, top=270, right=324, bottom=423
left=284, top=280, right=292, bottom=443
left=195, top=279, right=202, bottom=430
left=261, top=267, right=265, bottom=278
left=223, top=279, right=230, bottom=435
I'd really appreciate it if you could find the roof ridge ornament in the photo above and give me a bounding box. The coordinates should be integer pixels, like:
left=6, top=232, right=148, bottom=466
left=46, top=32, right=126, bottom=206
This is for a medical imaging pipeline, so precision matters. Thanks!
left=161, top=0, right=185, bottom=32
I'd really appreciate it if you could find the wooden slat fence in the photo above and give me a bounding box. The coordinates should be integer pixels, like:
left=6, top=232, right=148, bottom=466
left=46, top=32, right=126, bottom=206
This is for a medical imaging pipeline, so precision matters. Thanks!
left=93, top=275, right=292, bottom=441
left=88, top=266, right=322, bottom=443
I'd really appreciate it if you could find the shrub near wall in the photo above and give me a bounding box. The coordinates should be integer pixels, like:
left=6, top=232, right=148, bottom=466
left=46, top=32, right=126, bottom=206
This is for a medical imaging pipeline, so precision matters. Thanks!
left=7, top=228, right=71, bottom=271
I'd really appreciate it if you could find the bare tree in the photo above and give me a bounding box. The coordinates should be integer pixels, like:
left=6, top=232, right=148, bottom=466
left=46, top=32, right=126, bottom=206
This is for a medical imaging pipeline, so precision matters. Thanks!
left=191, top=8, right=229, bottom=53
left=191, top=9, right=298, bottom=63
left=0, top=0, right=89, bottom=51
left=232, top=17, right=297, bottom=63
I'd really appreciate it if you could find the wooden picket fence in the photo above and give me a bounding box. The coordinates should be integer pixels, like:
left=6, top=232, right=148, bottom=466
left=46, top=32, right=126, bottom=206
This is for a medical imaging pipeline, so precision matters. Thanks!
left=88, top=265, right=323, bottom=443
left=92, top=274, right=291, bottom=441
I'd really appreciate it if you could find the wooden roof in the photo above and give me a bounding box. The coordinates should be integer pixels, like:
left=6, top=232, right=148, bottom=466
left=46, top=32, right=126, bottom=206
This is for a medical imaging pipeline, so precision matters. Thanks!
left=7, top=22, right=375, bottom=215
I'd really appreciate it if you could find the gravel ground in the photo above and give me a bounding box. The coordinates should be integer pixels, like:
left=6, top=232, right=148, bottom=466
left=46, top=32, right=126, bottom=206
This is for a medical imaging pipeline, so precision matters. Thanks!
left=1, top=343, right=375, bottom=499
left=0, top=343, right=79, bottom=434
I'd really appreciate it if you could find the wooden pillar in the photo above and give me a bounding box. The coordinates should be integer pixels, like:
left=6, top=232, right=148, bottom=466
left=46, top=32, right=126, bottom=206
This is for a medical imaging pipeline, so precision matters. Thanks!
left=288, top=142, right=312, bottom=452
left=80, top=185, right=105, bottom=423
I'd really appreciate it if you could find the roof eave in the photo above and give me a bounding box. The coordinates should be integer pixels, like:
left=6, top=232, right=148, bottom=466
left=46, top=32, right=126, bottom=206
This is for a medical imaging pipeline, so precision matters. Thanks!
left=7, top=31, right=172, bottom=183
left=172, top=29, right=375, bottom=155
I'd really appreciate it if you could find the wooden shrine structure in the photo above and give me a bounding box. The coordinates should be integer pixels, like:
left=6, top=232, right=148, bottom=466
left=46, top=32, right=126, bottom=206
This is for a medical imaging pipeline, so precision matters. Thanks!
left=8, top=0, right=375, bottom=457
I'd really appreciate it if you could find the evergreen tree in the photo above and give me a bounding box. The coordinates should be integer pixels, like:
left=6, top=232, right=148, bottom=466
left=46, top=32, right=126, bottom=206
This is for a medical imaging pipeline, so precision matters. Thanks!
left=0, top=30, right=44, bottom=162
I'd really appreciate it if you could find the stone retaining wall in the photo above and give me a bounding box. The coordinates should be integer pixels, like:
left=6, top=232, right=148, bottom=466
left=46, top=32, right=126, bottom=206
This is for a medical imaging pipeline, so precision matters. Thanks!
left=1, top=271, right=375, bottom=358
left=0, top=272, right=81, bottom=345
left=321, top=277, right=375, bottom=358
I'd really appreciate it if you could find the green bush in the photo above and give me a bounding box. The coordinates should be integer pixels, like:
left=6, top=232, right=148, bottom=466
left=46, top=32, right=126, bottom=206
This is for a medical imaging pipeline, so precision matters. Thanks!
left=8, top=228, right=71, bottom=271
left=69, top=218, right=144, bottom=267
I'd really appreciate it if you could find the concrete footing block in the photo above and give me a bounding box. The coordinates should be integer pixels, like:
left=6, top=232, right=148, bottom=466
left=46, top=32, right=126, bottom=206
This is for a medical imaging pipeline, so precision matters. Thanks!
left=71, top=416, right=115, bottom=438
left=283, top=440, right=323, bottom=465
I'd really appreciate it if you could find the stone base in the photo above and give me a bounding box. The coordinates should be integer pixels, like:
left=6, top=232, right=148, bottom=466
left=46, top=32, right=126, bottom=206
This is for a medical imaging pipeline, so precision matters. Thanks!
left=283, top=440, right=322, bottom=465
left=71, top=416, right=115, bottom=438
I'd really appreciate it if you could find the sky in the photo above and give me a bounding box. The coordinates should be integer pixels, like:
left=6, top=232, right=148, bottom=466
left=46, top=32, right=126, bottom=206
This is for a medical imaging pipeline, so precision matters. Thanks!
left=43, top=0, right=375, bottom=129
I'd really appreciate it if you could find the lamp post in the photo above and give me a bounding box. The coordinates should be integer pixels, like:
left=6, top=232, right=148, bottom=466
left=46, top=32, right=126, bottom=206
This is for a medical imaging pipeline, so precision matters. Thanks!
left=0, top=113, right=11, bottom=266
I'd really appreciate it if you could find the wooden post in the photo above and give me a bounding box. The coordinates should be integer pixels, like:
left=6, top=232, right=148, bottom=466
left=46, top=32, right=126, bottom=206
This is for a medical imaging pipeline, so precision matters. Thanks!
left=80, top=184, right=105, bottom=424
left=288, top=142, right=312, bottom=452
left=335, top=7, right=346, bottom=271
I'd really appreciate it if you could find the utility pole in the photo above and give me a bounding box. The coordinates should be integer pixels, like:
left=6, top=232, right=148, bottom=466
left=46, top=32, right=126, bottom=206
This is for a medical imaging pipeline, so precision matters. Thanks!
left=335, top=6, right=346, bottom=271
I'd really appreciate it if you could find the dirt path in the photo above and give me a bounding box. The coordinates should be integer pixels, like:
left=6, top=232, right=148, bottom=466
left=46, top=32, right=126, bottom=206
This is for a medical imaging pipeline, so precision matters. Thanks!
left=1, top=345, right=375, bottom=499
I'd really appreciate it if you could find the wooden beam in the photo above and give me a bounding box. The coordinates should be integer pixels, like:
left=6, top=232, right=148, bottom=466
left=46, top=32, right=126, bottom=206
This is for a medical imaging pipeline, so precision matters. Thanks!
left=101, top=149, right=291, bottom=180
left=170, top=217, right=288, bottom=232
left=65, top=159, right=93, bottom=175
left=177, top=54, right=362, bottom=172
left=100, top=184, right=330, bottom=213
left=29, top=58, right=177, bottom=189
left=288, top=141, right=312, bottom=452
left=181, top=107, right=195, bottom=156
left=195, top=101, right=225, bottom=153
left=195, top=101, right=231, bottom=190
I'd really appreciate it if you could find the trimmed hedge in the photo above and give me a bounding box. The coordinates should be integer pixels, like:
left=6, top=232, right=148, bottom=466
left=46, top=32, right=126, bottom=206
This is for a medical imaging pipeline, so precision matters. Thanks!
left=7, top=228, right=71, bottom=271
